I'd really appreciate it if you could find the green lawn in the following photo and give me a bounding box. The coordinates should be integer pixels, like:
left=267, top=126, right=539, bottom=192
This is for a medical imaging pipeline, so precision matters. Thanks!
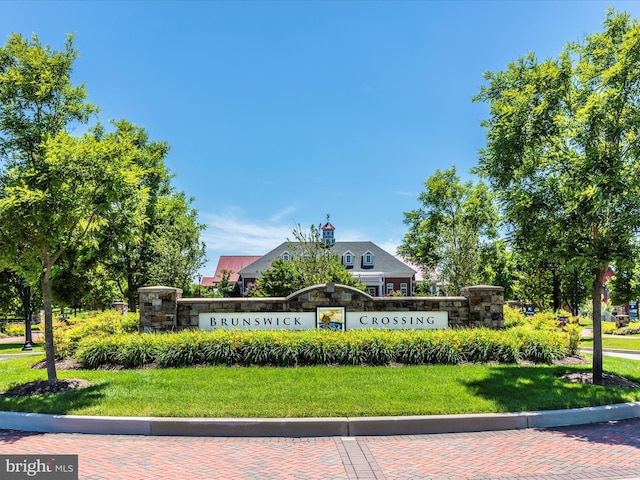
left=0, top=354, right=639, bottom=418
left=580, top=336, right=640, bottom=351
left=0, top=342, right=44, bottom=355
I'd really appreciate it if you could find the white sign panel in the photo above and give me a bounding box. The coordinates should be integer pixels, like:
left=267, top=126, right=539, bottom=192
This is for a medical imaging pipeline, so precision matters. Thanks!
left=199, top=312, right=316, bottom=331
left=347, top=311, right=448, bottom=330
left=198, top=310, right=448, bottom=331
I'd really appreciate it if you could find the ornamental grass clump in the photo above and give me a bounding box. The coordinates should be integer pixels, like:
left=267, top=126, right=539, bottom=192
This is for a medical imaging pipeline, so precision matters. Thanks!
left=155, top=330, right=204, bottom=368
left=511, top=326, right=568, bottom=363
left=75, top=335, right=123, bottom=369
left=236, top=331, right=300, bottom=366
left=114, top=334, right=159, bottom=368
left=460, top=329, right=520, bottom=364
left=339, top=330, right=395, bottom=365
left=297, top=331, right=343, bottom=364
left=72, top=326, right=574, bottom=369
left=199, top=330, right=242, bottom=366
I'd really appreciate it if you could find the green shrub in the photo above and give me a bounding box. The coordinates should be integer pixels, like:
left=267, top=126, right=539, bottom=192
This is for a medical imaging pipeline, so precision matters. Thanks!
left=602, top=321, right=617, bottom=334
left=614, top=324, right=640, bottom=335
left=72, top=327, right=574, bottom=369
left=50, top=311, right=139, bottom=358
left=564, top=323, right=582, bottom=355
left=503, top=307, right=525, bottom=328
left=2, top=323, right=31, bottom=337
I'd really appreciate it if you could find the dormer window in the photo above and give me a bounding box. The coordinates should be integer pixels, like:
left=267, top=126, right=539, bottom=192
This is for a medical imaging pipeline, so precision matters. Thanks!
left=281, top=251, right=291, bottom=261
left=342, top=251, right=354, bottom=267
left=362, top=251, right=374, bottom=267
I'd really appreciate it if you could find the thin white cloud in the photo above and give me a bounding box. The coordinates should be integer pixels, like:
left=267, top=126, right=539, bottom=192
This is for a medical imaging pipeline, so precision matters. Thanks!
left=200, top=211, right=293, bottom=256
left=377, top=240, right=400, bottom=256
left=269, top=206, right=296, bottom=223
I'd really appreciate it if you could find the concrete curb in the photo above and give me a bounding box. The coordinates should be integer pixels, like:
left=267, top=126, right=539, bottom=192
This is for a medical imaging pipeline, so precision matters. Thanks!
left=580, top=347, right=640, bottom=355
left=1, top=402, right=639, bottom=437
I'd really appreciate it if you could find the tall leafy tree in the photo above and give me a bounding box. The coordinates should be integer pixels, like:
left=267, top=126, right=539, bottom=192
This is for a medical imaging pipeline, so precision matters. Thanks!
left=0, top=33, right=98, bottom=382
left=399, top=167, right=499, bottom=295
left=0, top=34, right=97, bottom=167
left=479, top=239, right=516, bottom=301
left=144, top=191, right=207, bottom=292
left=0, top=269, right=25, bottom=317
left=474, top=9, right=640, bottom=383
left=92, top=121, right=206, bottom=310
left=607, top=252, right=640, bottom=308
left=0, top=125, right=148, bottom=382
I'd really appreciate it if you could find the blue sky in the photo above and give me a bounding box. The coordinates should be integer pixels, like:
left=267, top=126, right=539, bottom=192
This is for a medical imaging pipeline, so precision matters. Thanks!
left=3, top=1, right=640, bottom=275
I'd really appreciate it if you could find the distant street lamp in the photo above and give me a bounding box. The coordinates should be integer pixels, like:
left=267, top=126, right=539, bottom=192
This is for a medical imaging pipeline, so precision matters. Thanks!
left=22, top=286, right=32, bottom=351
left=197, top=273, right=202, bottom=297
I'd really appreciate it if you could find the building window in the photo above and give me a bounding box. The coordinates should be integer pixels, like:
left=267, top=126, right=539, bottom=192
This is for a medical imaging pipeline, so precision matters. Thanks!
left=343, top=252, right=353, bottom=266
left=366, top=287, right=377, bottom=296
left=281, top=251, right=291, bottom=260
left=363, top=252, right=374, bottom=267
left=386, top=283, right=394, bottom=294
left=400, top=283, right=408, bottom=296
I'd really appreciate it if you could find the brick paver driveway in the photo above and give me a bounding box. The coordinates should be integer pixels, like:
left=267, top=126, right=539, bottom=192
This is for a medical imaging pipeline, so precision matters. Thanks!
left=1, top=418, right=639, bottom=480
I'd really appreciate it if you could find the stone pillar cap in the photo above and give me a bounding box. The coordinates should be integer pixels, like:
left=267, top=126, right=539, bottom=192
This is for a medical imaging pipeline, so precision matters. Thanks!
left=138, top=286, right=183, bottom=293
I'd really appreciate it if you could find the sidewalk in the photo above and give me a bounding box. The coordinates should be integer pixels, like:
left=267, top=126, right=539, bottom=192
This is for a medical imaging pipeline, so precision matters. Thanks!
left=2, top=418, right=640, bottom=480
left=0, top=331, right=42, bottom=344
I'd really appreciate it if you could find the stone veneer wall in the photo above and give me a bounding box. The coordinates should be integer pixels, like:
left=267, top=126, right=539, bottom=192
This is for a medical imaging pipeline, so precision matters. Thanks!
left=138, top=286, right=183, bottom=333
left=460, top=285, right=505, bottom=326
left=139, top=284, right=504, bottom=332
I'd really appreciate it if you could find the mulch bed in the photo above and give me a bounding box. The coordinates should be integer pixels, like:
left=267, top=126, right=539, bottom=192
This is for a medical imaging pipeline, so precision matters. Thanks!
left=0, top=379, right=92, bottom=398
left=0, top=359, right=91, bottom=397
left=560, top=371, right=640, bottom=388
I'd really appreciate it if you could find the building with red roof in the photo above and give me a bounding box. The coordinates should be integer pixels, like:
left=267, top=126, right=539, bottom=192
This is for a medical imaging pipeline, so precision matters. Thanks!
left=201, top=255, right=262, bottom=289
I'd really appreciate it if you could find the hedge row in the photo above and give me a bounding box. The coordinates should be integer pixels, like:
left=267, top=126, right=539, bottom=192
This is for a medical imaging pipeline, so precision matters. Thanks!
left=75, top=327, right=575, bottom=369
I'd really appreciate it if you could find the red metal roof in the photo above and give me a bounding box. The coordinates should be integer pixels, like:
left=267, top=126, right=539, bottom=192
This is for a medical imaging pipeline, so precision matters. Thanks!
left=207, top=256, right=262, bottom=285
left=322, top=222, right=335, bottom=230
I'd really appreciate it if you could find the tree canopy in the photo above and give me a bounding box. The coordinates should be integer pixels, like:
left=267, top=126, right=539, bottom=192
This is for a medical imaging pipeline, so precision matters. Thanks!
left=86, top=121, right=206, bottom=310
left=0, top=33, right=206, bottom=381
left=474, top=9, right=640, bottom=383
left=399, top=167, right=499, bottom=296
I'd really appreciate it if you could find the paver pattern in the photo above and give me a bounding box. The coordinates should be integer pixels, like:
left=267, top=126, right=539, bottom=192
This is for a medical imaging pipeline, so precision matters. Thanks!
left=1, top=418, right=639, bottom=480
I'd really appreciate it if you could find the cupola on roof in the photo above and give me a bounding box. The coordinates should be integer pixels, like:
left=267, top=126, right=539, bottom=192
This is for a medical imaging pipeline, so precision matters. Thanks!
left=322, top=214, right=336, bottom=246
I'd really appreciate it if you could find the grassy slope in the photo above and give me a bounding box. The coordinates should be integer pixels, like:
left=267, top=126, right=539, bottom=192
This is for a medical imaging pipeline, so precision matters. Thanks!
left=0, top=354, right=639, bottom=418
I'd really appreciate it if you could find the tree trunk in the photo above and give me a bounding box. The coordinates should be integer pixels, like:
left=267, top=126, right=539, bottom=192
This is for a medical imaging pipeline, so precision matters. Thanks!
left=41, top=265, right=57, bottom=383
left=591, top=263, right=607, bottom=385
left=127, top=270, right=137, bottom=313
left=127, top=290, right=137, bottom=313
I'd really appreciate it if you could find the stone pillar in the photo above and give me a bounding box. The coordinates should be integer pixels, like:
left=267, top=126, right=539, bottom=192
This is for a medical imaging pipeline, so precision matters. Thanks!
left=111, top=301, right=128, bottom=316
left=138, top=286, right=182, bottom=333
left=460, top=285, right=504, bottom=328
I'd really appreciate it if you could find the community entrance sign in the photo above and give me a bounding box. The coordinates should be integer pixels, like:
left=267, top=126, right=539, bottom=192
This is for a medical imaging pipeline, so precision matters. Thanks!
left=198, top=306, right=448, bottom=331
left=139, top=283, right=505, bottom=333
